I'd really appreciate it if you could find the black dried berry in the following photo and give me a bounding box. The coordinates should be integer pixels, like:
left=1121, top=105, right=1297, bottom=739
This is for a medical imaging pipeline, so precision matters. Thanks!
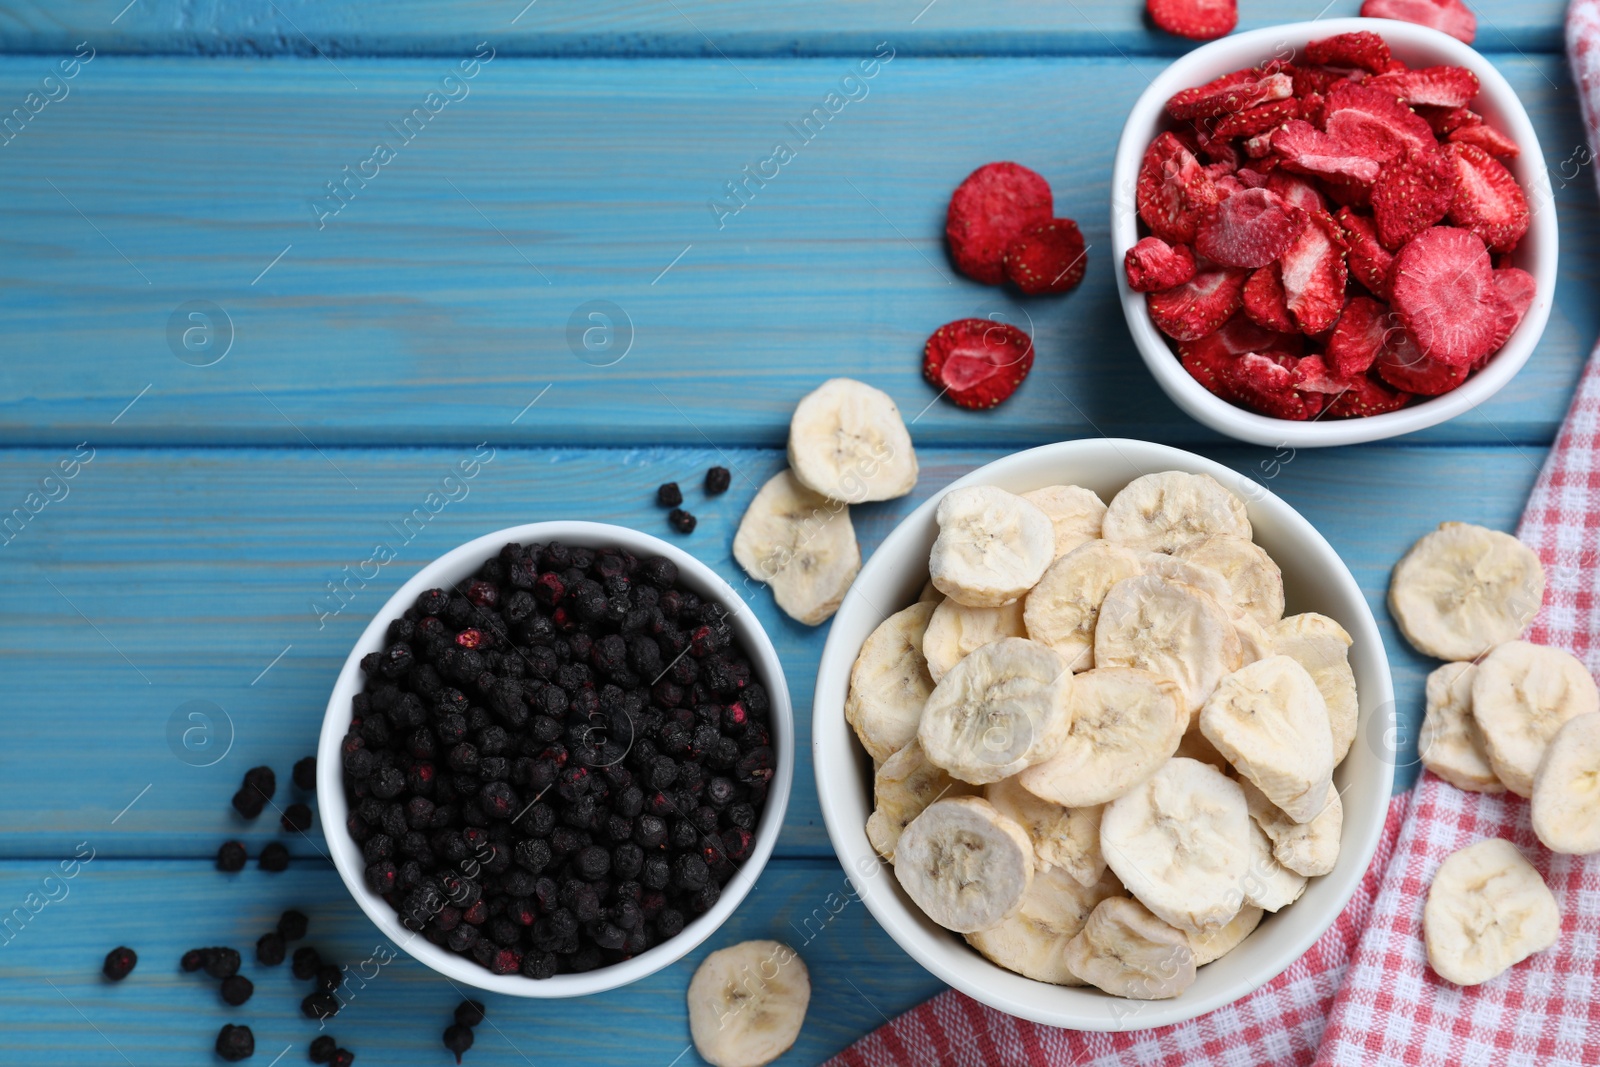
left=259, top=842, right=290, bottom=872
left=455, top=999, right=486, bottom=1028
left=278, top=909, right=308, bottom=941
left=317, top=964, right=343, bottom=993
left=221, top=974, right=253, bottom=1006
left=181, top=948, right=206, bottom=973
left=309, top=1035, right=338, bottom=1063
left=331, top=1051, right=355, bottom=1067
left=656, top=482, right=683, bottom=508
left=704, top=466, right=730, bottom=495
left=205, top=946, right=241, bottom=979
left=302, top=990, right=341, bottom=1021
left=667, top=509, right=697, bottom=534
left=216, top=1024, right=255, bottom=1062
left=292, top=946, right=321, bottom=980
left=257, top=931, right=285, bottom=966
left=293, top=755, right=318, bottom=791
left=102, top=946, right=136, bottom=981
left=282, top=803, right=314, bottom=833
left=443, top=1023, right=475, bottom=1063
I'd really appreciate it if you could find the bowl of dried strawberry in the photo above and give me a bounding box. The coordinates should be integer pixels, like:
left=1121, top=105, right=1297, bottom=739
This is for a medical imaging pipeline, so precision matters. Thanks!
left=1112, top=18, right=1556, bottom=447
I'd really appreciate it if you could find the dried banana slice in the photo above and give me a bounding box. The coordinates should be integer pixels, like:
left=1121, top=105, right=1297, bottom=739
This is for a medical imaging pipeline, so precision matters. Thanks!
left=1023, top=540, right=1145, bottom=672
left=966, top=866, right=1125, bottom=985
left=1424, top=838, right=1559, bottom=986
left=1096, top=574, right=1244, bottom=718
left=917, top=637, right=1074, bottom=784
left=1175, top=534, right=1285, bottom=628
left=1388, top=522, right=1545, bottom=661
left=986, top=776, right=1106, bottom=888
left=846, top=602, right=937, bottom=762
left=1200, top=656, right=1334, bottom=824
left=1531, top=713, right=1600, bottom=855
left=1019, top=667, right=1186, bottom=808
left=922, top=598, right=1027, bottom=683
left=1021, top=485, right=1106, bottom=561
left=732, top=470, right=860, bottom=626
left=1102, top=470, right=1251, bottom=555
left=1241, top=778, right=1342, bottom=877
left=1100, top=757, right=1250, bottom=934
left=1063, top=897, right=1197, bottom=1000
left=929, top=486, right=1055, bottom=607
left=787, top=377, right=918, bottom=503
left=1241, top=819, right=1307, bottom=913
left=1139, top=550, right=1274, bottom=666
left=1269, top=613, right=1360, bottom=766
left=894, top=796, right=1034, bottom=933
left=688, top=940, right=811, bottom=1067
left=1472, top=640, right=1600, bottom=797
left=1189, top=904, right=1264, bottom=965
left=866, top=739, right=975, bottom=862
left=1419, top=662, right=1503, bottom=794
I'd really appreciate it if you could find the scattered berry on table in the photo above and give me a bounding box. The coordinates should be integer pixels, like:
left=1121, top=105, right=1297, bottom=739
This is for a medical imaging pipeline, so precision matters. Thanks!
left=656, top=482, right=683, bottom=508
left=259, top=842, right=290, bottom=872
left=1147, top=0, right=1238, bottom=41
left=454, top=1000, right=486, bottom=1028
left=443, top=1024, right=475, bottom=1063
left=281, top=803, right=313, bottom=833
left=216, top=1024, right=255, bottom=1062
left=669, top=509, right=697, bottom=533
left=293, top=756, right=318, bottom=791
left=101, top=946, right=137, bottom=981
left=220, top=974, right=254, bottom=1006
left=922, top=318, right=1035, bottom=410
left=181, top=948, right=206, bottom=973
left=1002, top=218, right=1088, bottom=295
left=232, top=765, right=276, bottom=820
left=204, top=947, right=242, bottom=980
left=330, top=1050, right=355, bottom=1067
left=945, top=161, right=1052, bottom=285
left=256, top=931, right=286, bottom=966
left=1360, top=0, right=1476, bottom=44
left=302, top=990, right=341, bottom=1021
left=278, top=909, right=309, bottom=941
left=704, top=466, right=730, bottom=495
left=316, top=964, right=344, bottom=993
left=292, top=946, right=321, bottom=980
left=216, top=840, right=247, bottom=872
left=308, top=1035, right=337, bottom=1063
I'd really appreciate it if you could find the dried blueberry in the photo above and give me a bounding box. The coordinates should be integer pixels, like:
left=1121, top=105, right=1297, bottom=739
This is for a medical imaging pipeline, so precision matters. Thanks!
left=216, top=1024, right=254, bottom=1062
left=102, top=946, right=136, bottom=981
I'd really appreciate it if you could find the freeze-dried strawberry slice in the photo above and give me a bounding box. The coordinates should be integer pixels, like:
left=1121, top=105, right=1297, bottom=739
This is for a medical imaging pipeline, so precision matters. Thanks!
left=1493, top=267, right=1536, bottom=336
left=1376, top=332, right=1472, bottom=394
left=1272, top=120, right=1381, bottom=185
left=1326, top=295, right=1395, bottom=377
left=1279, top=211, right=1348, bottom=335
left=1182, top=313, right=1306, bottom=361
left=945, top=162, right=1054, bottom=285
left=1370, top=146, right=1457, bottom=250
left=1167, top=71, right=1293, bottom=121
left=1244, top=132, right=1277, bottom=160
left=1148, top=0, right=1239, bottom=42
left=1305, top=31, right=1393, bottom=74
left=1003, top=218, right=1088, bottom=295
left=1199, top=137, right=1243, bottom=171
left=1367, top=66, right=1480, bottom=109
left=1137, top=132, right=1223, bottom=245
left=1213, top=98, right=1303, bottom=140
left=1292, top=354, right=1354, bottom=394
left=1361, top=0, right=1477, bottom=45
left=1243, top=265, right=1297, bottom=334
left=1236, top=167, right=1271, bottom=189
left=1124, top=237, right=1197, bottom=293
left=1447, top=123, right=1520, bottom=158
left=1336, top=208, right=1396, bottom=298
left=1212, top=173, right=1249, bottom=197
left=922, top=318, right=1035, bottom=409
left=1195, top=188, right=1308, bottom=268
left=1416, top=105, right=1480, bottom=136
left=1322, top=82, right=1438, bottom=166
left=1391, top=226, right=1499, bottom=366
left=1147, top=267, right=1248, bottom=342
left=1326, top=374, right=1413, bottom=417
left=1266, top=171, right=1328, bottom=215
left=1446, top=143, right=1530, bottom=253
left=1224, top=353, right=1320, bottom=419
left=1261, top=61, right=1343, bottom=99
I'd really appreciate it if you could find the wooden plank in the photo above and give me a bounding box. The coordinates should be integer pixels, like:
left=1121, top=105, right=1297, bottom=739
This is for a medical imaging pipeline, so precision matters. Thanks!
left=0, top=444, right=1541, bottom=857
left=0, top=856, right=941, bottom=1065
left=0, top=0, right=1569, bottom=57
left=0, top=54, right=1590, bottom=450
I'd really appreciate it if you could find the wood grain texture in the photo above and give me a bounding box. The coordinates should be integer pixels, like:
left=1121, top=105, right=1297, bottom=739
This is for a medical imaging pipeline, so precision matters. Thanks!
left=0, top=0, right=1570, bottom=56
left=0, top=444, right=1541, bottom=857
left=0, top=55, right=1590, bottom=450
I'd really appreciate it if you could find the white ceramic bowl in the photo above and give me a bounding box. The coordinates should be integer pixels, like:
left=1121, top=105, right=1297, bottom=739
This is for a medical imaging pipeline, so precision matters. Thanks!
left=1112, top=17, right=1557, bottom=448
left=319, top=521, right=794, bottom=997
left=814, top=439, right=1395, bottom=1030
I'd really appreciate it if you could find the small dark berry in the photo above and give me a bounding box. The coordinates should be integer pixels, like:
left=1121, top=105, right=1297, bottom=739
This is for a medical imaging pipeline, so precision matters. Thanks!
left=216, top=1024, right=255, bottom=1062
left=574, top=845, right=611, bottom=881
left=216, top=840, right=248, bottom=873
left=443, top=1023, right=475, bottom=1063
left=257, top=931, right=285, bottom=966
left=205, top=947, right=242, bottom=979
left=656, top=482, right=683, bottom=508
left=302, top=990, right=341, bottom=1021
left=293, top=756, right=318, bottom=791
left=102, top=946, right=137, bottom=981
left=317, top=964, right=343, bottom=993
left=668, top=509, right=697, bottom=534
left=655, top=908, right=685, bottom=938
left=181, top=948, right=206, bottom=973
left=278, top=909, right=309, bottom=941
left=455, top=999, right=486, bottom=1028
left=259, top=842, right=290, bottom=872
left=331, top=1051, right=355, bottom=1067
left=292, top=946, right=321, bottom=980
left=282, top=803, right=314, bottom=833
left=309, top=1035, right=338, bottom=1063
left=704, top=466, right=731, bottom=495
left=221, top=974, right=254, bottom=1006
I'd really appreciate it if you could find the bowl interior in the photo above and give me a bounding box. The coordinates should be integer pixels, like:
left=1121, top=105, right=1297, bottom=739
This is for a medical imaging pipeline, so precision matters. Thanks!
left=814, top=439, right=1395, bottom=1031
left=318, top=520, right=794, bottom=998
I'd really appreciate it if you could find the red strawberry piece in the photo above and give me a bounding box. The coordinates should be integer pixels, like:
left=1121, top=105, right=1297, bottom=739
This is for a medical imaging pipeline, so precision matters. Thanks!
left=1223, top=353, right=1320, bottom=419
left=1493, top=267, right=1536, bottom=336
left=1125, top=237, right=1198, bottom=293
left=1279, top=211, right=1348, bottom=335
left=1003, top=219, right=1087, bottom=295
left=1244, top=132, right=1278, bottom=160
left=1360, top=0, right=1477, bottom=45
left=1448, top=123, right=1520, bottom=159
left=1335, top=208, right=1396, bottom=298
left=1180, top=342, right=1234, bottom=399
left=1212, top=97, right=1303, bottom=140
left=1266, top=171, right=1328, bottom=215
left=1147, top=267, right=1248, bottom=342
left=1325, top=374, right=1413, bottom=417
left=1236, top=167, right=1271, bottom=189
left=1199, top=136, right=1243, bottom=171
left=1243, top=265, right=1297, bottom=334
left=1195, top=188, right=1308, bottom=268
left=1137, top=132, right=1223, bottom=245
left=945, top=162, right=1053, bottom=285
left=1391, top=225, right=1500, bottom=366
left=1212, top=173, right=1249, bottom=198
left=1305, top=32, right=1393, bottom=74
left=1147, top=0, right=1238, bottom=41
left=1182, top=313, right=1307, bottom=361
left=922, top=318, right=1035, bottom=409
left=1291, top=354, right=1354, bottom=394
left=1262, top=61, right=1343, bottom=99
left=1167, top=71, right=1293, bottom=122
left=1326, top=295, right=1395, bottom=377
left=1446, top=143, right=1530, bottom=253
left=1322, top=82, right=1438, bottom=167
left=1370, top=146, right=1457, bottom=250
left=1367, top=66, right=1480, bottom=109
left=1375, top=332, right=1472, bottom=394
left=1271, top=120, right=1382, bottom=185
left=1415, top=105, right=1480, bottom=136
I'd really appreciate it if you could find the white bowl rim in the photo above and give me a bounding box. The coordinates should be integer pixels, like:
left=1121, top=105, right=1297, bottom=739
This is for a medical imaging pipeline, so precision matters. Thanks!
left=813, top=439, right=1396, bottom=1030
left=1110, top=17, right=1558, bottom=448
left=318, top=519, right=795, bottom=998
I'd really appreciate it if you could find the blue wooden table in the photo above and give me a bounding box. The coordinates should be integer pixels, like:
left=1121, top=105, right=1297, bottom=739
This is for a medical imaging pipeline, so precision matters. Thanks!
left=0, top=1, right=1588, bottom=1062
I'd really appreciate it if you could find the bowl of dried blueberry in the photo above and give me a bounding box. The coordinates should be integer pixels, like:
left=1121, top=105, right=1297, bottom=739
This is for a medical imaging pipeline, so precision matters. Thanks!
left=319, top=521, right=793, bottom=996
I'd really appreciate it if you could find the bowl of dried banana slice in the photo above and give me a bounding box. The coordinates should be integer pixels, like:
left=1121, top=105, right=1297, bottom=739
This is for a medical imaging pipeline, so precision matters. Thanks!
left=813, top=438, right=1395, bottom=1030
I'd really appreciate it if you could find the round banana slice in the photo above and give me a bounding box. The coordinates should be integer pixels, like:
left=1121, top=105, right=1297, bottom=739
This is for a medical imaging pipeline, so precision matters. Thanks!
left=1023, top=540, right=1145, bottom=672
left=1138, top=550, right=1274, bottom=666
left=687, top=940, right=811, bottom=1067
left=894, top=796, right=1034, bottom=933
left=1020, top=485, right=1106, bottom=561
left=917, top=638, right=1074, bottom=784
left=1268, top=613, right=1360, bottom=766
left=1531, top=713, right=1600, bottom=855
left=1419, top=662, right=1503, bottom=794
left=1100, top=757, right=1250, bottom=935
left=1175, top=534, right=1285, bottom=629
left=966, top=866, right=1125, bottom=985
left=986, top=776, right=1106, bottom=887
left=1472, top=640, right=1600, bottom=797
left=1424, top=838, right=1559, bottom=986
left=1388, top=521, right=1545, bottom=661
left=929, top=486, right=1055, bottom=608
left=923, top=598, right=1027, bottom=683
left=1189, top=904, right=1264, bottom=965
left=846, top=602, right=937, bottom=762
left=1240, top=777, right=1342, bottom=877
left=866, top=739, right=975, bottom=862
left=1241, top=819, right=1307, bottom=913
left=1063, top=896, right=1197, bottom=1000
left=1200, top=656, right=1334, bottom=825
left=1095, top=574, right=1244, bottom=718
left=1101, top=471, right=1251, bottom=555
left=786, top=378, right=918, bottom=503
left=1018, top=667, right=1186, bottom=808
left=732, top=470, right=861, bottom=626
